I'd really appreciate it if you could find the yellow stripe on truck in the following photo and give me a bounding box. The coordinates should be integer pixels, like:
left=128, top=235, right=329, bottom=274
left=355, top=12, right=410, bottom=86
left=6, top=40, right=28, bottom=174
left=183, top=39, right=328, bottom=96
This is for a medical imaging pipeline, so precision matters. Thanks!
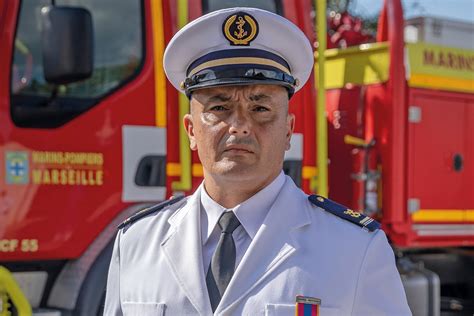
left=409, top=73, right=474, bottom=93
left=171, top=0, right=192, bottom=191
left=412, top=209, right=474, bottom=222
left=302, top=166, right=318, bottom=179
left=192, top=164, right=203, bottom=177
left=151, top=0, right=167, bottom=127
left=167, top=163, right=181, bottom=176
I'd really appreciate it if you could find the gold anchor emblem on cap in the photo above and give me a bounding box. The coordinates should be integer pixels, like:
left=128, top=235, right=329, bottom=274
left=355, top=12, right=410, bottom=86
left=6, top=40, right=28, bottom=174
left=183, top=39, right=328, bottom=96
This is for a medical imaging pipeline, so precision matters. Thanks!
left=223, top=12, right=259, bottom=46
left=235, top=16, right=248, bottom=39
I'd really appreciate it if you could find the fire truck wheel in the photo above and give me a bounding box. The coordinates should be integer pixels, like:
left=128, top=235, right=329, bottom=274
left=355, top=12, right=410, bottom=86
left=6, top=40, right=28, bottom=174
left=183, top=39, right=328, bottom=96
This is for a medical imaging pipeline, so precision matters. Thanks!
left=73, top=237, right=115, bottom=315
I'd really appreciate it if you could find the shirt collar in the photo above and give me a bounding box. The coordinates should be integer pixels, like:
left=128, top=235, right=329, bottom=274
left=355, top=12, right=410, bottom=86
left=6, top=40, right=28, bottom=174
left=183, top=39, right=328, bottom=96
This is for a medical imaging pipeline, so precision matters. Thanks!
left=200, top=171, right=286, bottom=243
left=200, top=183, right=227, bottom=245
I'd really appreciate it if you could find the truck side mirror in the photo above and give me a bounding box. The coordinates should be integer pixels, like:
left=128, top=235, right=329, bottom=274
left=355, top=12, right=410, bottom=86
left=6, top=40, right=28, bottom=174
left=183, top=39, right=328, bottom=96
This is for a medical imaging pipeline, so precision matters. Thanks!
left=40, top=6, right=93, bottom=85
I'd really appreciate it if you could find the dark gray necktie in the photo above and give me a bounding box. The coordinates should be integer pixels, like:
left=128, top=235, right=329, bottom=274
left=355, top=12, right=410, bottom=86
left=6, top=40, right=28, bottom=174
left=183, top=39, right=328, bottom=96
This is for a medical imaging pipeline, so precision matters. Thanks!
left=206, top=211, right=241, bottom=312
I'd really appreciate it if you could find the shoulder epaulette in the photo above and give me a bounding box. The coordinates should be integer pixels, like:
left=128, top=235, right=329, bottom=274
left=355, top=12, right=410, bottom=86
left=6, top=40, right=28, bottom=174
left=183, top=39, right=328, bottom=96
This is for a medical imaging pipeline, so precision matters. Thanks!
left=118, top=196, right=186, bottom=230
left=308, top=195, right=380, bottom=232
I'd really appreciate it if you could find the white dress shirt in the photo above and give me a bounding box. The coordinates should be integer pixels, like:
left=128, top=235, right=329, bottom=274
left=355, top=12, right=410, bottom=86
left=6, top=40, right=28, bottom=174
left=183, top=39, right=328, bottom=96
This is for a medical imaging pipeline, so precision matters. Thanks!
left=200, top=171, right=286, bottom=272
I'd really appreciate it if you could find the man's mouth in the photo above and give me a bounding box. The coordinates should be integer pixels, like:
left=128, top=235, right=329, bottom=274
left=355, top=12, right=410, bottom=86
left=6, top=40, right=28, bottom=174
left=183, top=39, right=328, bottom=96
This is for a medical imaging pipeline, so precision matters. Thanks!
left=223, top=146, right=254, bottom=153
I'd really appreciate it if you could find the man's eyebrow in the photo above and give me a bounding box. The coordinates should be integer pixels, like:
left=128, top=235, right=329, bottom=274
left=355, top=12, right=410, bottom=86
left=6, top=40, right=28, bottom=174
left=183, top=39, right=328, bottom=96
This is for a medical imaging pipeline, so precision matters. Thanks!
left=207, top=94, right=232, bottom=102
left=249, top=94, right=271, bottom=101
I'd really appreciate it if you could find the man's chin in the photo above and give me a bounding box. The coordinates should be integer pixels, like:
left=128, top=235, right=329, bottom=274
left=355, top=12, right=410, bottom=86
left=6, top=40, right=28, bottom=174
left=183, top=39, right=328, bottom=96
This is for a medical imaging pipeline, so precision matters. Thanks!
left=212, top=160, right=256, bottom=177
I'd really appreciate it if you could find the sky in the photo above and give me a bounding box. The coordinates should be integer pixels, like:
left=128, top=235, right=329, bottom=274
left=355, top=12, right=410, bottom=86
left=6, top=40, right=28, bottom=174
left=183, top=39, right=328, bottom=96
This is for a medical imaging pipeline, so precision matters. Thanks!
left=353, top=0, right=474, bottom=23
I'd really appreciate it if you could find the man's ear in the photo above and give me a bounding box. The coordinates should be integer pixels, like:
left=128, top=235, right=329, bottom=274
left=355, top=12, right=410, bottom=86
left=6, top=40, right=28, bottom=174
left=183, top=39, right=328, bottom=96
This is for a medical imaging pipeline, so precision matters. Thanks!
left=285, top=113, right=295, bottom=151
left=183, top=114, right=198, bottom=151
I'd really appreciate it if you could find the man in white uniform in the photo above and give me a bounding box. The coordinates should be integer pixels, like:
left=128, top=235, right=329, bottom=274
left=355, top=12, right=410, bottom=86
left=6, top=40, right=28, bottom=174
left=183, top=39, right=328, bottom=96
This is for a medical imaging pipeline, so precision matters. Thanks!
left=104, top=7, right=411, bottom=316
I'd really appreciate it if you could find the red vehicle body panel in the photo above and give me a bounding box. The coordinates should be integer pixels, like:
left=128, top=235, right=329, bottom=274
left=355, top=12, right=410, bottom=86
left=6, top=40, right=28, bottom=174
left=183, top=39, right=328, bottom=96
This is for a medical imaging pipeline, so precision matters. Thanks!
left=408, top=89, right=474, bottom=211
left=326, top=87, right=363, bottom=207
left=1, top=1, right=158, bottom=260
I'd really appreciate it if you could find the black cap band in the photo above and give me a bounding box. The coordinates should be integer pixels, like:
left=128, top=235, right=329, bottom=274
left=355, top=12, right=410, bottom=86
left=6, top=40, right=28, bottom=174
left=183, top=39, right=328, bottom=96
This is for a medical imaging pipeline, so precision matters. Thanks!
left=183, top=67, right=297, bottom=98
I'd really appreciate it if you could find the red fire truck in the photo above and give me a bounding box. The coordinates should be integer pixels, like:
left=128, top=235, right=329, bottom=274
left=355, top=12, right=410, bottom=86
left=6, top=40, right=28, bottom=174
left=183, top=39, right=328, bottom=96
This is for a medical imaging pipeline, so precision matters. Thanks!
left=0, top=0, right=473, bottom=315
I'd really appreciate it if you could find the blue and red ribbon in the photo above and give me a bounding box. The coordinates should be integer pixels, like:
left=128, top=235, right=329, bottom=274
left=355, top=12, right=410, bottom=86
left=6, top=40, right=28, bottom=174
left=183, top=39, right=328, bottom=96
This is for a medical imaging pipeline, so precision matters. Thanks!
left=295, top=295, right=320, bottom=316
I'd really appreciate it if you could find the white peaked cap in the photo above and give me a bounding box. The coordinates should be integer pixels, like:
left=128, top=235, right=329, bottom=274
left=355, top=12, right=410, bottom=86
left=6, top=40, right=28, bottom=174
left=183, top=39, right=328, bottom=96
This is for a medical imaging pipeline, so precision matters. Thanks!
left=163, top=7, right=314, bottom=97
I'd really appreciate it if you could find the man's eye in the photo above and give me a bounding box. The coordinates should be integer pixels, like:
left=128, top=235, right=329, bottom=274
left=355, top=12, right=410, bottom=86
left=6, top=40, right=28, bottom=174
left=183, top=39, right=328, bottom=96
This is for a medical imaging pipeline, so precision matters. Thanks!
left=253, top=106, right=270, bottom=112
left=209, top=105, right=227, bottom=111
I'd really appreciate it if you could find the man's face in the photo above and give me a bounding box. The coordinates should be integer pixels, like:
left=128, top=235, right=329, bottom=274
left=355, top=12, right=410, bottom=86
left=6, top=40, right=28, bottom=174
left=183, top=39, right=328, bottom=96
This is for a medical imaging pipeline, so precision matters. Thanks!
left=184, top=84, right=294, bottom=185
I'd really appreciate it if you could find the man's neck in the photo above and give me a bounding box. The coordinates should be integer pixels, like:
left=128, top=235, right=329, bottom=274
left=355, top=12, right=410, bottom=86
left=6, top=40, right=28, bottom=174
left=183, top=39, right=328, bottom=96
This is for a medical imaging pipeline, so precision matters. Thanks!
left=203, top=171, right=280, bottom=209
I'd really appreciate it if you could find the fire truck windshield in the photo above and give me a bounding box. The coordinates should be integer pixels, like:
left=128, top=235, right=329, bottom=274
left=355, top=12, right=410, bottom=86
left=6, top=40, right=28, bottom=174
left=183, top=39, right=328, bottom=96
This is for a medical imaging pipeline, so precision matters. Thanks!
left=10, top=0, right=144, bottom=128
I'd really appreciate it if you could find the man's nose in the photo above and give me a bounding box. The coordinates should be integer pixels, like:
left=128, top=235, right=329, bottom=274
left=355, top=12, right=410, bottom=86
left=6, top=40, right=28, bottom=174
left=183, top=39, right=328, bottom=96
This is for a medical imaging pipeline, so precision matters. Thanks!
left=228, top=110, right=250, bottom=136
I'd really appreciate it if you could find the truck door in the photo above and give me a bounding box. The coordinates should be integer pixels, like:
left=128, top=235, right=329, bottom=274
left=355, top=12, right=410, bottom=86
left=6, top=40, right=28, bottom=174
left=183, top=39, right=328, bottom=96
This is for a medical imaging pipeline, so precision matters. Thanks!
left=408, top=89, right=474, bottom=242
left=1, top=0, right=147, bottom=261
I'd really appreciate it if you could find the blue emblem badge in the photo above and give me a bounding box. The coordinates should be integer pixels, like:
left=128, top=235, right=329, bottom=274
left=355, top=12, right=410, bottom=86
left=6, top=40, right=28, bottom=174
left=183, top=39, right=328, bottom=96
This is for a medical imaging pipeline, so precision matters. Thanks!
left=5, top=151, right=29, bottom=184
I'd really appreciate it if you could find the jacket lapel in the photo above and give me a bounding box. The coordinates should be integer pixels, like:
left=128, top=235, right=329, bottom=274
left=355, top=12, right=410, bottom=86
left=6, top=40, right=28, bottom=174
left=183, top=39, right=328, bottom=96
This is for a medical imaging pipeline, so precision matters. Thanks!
left=217, top=178, right=312, bottom=314
left=161, top=189, right=213, bottom=315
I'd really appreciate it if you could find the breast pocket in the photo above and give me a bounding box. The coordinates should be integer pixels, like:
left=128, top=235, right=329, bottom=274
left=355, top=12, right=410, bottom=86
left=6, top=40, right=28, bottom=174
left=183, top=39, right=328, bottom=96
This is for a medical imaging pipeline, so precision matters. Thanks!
left=265, top=304, right=340, bottom=316
left=122, top=302, right=166, bottom=316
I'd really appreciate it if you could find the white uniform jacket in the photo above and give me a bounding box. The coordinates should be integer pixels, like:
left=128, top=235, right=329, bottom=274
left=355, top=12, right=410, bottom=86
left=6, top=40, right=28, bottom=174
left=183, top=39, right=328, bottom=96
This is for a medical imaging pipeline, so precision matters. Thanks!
left=104, top=176, right=411, bottom=316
